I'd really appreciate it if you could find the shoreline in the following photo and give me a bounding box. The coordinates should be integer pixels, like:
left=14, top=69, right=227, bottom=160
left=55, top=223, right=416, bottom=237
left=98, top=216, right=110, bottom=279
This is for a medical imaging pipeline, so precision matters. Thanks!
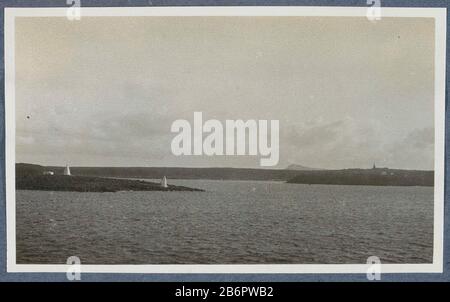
left=16, top=175, right=204, bottom=193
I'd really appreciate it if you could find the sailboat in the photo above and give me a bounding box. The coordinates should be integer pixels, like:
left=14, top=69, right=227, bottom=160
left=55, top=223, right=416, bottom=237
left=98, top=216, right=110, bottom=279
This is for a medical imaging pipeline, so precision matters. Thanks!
left=161, top=176, right=168, bottom=188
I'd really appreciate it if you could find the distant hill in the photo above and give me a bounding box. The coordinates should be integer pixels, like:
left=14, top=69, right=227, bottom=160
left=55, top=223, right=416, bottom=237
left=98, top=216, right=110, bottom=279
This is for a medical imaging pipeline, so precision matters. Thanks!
left=285, top=164, right=321, bottom=171
left=16, top=163, right=434, bottom=186
left=287, top=168, right=433, bottom=187
left=16, top=163, right=46, bottom=177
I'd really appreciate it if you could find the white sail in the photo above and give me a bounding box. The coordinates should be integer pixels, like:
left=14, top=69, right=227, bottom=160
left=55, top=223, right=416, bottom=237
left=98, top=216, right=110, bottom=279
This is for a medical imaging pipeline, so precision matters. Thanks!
left=161, top=176, right=168, bottom=188
left=64, top=164, right=71, bottom=176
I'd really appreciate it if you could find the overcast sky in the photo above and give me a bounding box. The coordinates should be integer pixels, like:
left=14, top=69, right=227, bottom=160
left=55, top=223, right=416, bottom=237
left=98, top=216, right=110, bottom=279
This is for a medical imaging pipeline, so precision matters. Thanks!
left=15, top=16, right=435, bottom=169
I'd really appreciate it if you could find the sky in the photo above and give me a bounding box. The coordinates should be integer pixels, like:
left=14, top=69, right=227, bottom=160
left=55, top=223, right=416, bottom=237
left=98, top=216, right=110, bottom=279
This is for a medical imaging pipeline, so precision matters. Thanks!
left=15, top=16, right=435, bottom=170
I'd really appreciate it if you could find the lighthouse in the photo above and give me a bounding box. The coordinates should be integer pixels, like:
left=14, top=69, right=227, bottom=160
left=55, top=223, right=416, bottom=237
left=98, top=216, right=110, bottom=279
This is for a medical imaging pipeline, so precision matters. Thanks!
left=64, top=164, right=71, bottom=176
left=161, top=176, right=168, bottom=188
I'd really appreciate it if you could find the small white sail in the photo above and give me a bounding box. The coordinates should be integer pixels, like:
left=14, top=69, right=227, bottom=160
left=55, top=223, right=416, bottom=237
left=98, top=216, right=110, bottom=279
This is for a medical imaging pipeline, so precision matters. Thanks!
left=64, top=164, right=71, bottom=176
left=161, top=176, right=168, bottom=188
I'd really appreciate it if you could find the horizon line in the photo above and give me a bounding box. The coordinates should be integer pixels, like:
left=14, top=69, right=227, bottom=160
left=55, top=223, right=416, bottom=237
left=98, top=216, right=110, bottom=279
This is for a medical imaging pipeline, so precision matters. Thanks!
left=15, top=162, right=435, bottom=172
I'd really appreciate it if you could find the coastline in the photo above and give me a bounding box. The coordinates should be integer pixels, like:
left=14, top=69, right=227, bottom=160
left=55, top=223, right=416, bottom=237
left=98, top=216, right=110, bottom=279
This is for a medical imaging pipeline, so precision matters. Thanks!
left=16, top=175, right=204, bottom=192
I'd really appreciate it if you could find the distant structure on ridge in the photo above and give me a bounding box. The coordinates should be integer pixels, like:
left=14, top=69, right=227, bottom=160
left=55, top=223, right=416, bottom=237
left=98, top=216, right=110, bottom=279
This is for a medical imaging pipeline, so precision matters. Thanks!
left=64, top=164, right=71, bottom=176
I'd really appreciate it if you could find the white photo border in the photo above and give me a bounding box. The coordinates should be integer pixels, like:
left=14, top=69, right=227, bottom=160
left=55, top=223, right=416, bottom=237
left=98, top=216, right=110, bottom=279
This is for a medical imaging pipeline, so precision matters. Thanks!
left=4, top=6, right=447, bottom=274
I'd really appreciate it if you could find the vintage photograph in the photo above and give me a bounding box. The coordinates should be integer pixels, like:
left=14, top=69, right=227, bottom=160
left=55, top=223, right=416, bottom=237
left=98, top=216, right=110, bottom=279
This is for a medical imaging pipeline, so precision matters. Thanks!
left=5, top=7, right=446, bottom=273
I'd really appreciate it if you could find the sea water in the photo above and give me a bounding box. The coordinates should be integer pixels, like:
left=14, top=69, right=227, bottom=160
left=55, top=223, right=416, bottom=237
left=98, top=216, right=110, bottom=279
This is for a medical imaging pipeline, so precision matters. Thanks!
left=16, top=180, right=433, bottom=264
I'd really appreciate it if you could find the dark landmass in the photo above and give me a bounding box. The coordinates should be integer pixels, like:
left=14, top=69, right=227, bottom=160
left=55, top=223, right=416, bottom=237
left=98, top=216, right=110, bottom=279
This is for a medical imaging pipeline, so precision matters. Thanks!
left=16, top=163, right=434, bottom=187
left=16, top=164, right=203, bottom=192
left=287, top=168, right=433, bottom=187
left=20, top=163, right=302, bottom=181
left=285, top=164, right=322, bottom=171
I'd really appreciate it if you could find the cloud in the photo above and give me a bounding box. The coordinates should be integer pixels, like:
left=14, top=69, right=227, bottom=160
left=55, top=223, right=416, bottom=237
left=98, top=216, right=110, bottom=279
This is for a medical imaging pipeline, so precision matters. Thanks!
left=285, top=120, right=344, bottom=149
left=16, top=110, right=175, bottom=164
left=405, top=127, right=434, bottom=149
left=385, top=127, right=434, bottom=170
left=281, top=118, right=433, bottom=170
left=14, top=17, right=435, bottom=169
